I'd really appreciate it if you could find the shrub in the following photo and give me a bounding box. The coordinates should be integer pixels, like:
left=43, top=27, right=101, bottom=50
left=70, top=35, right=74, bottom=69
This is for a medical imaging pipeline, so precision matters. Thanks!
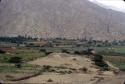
left=95, top=61, right=109, bottom=70
left=72, top=58, right=77, bottom=61
left=61, top=49, right=70, bottom=54
left=74, top=51, right=81, bottom=55
left=67, top=71, right=72, bottom=74
left=58, top=71, right=66, bottom=74
left=40, top=49, right=52, bottom=55
left=45, top=51, right=53, bottom=55
left=43, top=65, right=52, bottom=71
left=80, top=67, right=88, bottom=73
left=49, top=69, right=56, bottom=72
left=74, top=49, right=94, bottom=55
left=0, top=49, right=6, bottom=54
left=47, top=78, right=53, bottom=82
left=83, top=48, right=94, bottom=55
left=39, top=49, right=46, bottom=52
left=93, top=54, right=109, bottom=71
left=93, top=54, right=103, bottom=62
left=9, top=56, right=23, bottom=68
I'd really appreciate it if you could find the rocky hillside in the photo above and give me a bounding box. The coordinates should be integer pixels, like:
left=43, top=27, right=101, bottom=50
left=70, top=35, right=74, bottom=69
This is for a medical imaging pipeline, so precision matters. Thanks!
left=0, top=0, right=125, bottom=40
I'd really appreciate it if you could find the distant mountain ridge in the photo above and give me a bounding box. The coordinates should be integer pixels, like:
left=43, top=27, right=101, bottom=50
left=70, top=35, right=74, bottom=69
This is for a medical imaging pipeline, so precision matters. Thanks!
left=0, top=0, right=125, bottom=41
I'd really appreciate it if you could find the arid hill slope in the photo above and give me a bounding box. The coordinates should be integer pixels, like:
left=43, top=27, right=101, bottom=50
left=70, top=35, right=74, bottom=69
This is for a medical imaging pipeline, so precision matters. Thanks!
left=0, top=0, right=125, bottom=40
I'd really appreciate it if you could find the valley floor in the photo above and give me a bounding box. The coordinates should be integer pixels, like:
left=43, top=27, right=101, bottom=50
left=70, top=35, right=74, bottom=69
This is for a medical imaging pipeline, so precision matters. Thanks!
left=1, top=53, right=125, bottom=84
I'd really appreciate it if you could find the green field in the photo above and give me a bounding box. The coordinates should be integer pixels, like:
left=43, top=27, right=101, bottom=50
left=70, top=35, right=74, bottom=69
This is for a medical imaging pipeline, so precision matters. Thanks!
left=104, top=56, right=125, bottom=71
left=0, top=64, right=41, bottom=73
left=0, top=48, right=46, bottom=63
left=89, top=46, right=125, bottom=56
left=89, top=46, right=125, bottom=70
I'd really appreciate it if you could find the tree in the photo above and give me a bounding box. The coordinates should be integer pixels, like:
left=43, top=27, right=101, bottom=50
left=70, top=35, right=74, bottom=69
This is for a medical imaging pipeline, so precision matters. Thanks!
left=0, top=49, right=6, bottom=54
left=40, top=49, right=46, bottom=52
left=74, top=51, right=81, bottom=55
left=9, top=57, right=23, bottom=68
left=82, top=48, right=94, bottom=55
left=45, top=51, right=53, bottom=56
left=93, top=54, right=109, bottom=70
left=93, top=54, right=103, bottom=62
left=61, top=49, right=70, bottom=54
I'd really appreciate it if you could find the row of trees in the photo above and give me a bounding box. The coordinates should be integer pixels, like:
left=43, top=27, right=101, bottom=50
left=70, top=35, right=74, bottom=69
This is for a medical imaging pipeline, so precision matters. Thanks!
left=75, top=40, right=125, bottom=47
left=0, top=36, right=37, bottom=44
left=1, top=36, right=125, bottom=46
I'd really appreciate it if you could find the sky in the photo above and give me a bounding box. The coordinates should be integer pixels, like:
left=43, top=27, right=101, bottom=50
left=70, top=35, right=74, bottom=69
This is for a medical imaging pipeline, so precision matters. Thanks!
left=89, top=0, right=125, bottom=13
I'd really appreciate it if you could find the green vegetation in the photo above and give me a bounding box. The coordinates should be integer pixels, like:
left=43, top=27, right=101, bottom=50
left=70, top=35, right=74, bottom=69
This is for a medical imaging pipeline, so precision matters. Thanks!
left=0, top=37, right=125, bottom=75
left=61, top=49, right=70, bottom=54
left=93, top=54, right=109, bottom=71
left=0, top=48, right=46, bottom=63
left=0, top=49, right=6, bottom=54
left=104, top=56, right=125, bottom=71
left=40, top=65, right=73, bottom=74
left=42, top=65, right=52, bottom=71
left=9, top=56, right=23, bottom=68
left=0, top=64, right=41, bottom=73
left=39, top=49, right=53, bottom=55
left=112, top=62, right=125, bottom=71
left=92, top=46, right=125, bottom=56
left=0, top=64, right=42, bottom=81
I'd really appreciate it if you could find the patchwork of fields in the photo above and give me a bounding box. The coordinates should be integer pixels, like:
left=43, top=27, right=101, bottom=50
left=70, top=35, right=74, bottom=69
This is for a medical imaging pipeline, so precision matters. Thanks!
left=0, top=40, right=125, bottom=83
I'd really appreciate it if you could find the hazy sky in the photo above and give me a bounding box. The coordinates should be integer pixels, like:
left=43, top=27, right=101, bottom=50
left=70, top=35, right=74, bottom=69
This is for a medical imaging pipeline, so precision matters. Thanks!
left=89, top=0, right=125, bottom=13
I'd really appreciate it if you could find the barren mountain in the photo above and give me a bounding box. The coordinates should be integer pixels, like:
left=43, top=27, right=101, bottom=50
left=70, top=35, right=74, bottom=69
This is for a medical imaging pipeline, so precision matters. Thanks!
left=0, top=0, right=125, bottom=40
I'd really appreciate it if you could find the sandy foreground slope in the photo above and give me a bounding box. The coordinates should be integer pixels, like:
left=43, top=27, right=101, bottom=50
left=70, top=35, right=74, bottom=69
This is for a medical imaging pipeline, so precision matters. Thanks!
left=10, top=53, right=125, bottom=84
left=29, top=53, right=96, bottom=70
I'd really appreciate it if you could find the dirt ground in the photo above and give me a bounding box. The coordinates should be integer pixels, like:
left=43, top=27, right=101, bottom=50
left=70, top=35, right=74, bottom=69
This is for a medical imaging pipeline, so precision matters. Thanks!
left=29, top=53, right=97, bottom=71
left=20, top=53, right=116, bottom=84
left=1, top=53, right=124, bottom=84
